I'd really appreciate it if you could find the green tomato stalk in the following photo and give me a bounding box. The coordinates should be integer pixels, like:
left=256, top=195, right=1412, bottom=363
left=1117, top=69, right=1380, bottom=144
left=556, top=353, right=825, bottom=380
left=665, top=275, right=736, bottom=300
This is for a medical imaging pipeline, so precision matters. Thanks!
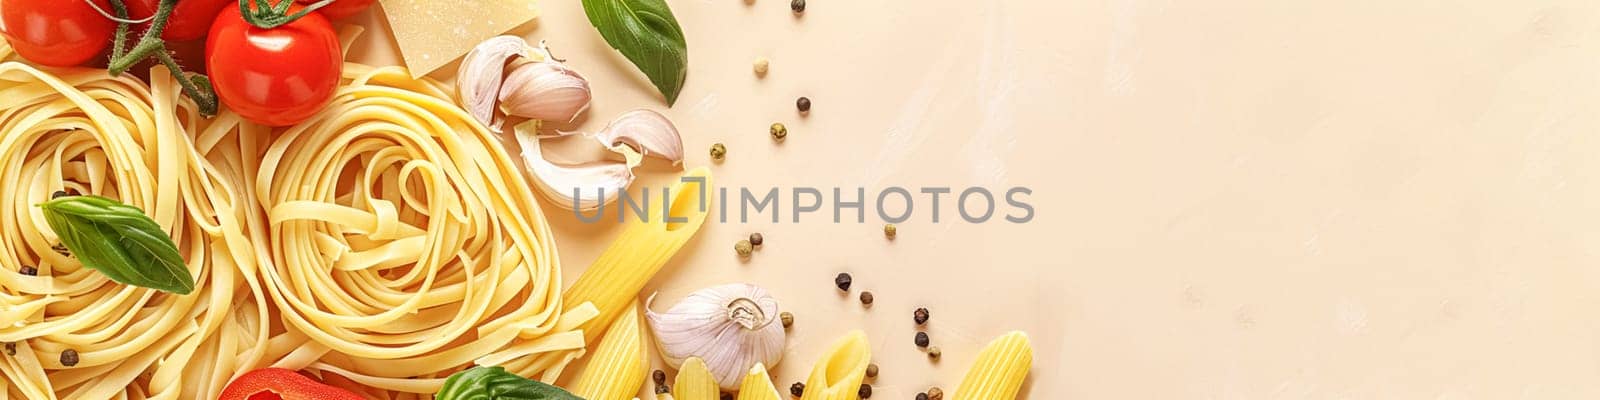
left=104, top=0, right=219, bottom=117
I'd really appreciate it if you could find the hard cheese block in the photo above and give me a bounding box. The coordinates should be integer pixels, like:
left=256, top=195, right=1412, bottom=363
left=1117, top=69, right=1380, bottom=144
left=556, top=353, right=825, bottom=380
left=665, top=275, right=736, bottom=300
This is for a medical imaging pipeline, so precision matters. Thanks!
left=379, top=0, right=540, bottom=77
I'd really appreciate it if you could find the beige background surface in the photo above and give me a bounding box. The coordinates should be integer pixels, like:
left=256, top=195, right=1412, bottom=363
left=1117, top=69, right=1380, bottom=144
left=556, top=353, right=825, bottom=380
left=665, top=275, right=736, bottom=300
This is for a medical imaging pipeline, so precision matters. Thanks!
left=348, top=0, right=1600, bottom=398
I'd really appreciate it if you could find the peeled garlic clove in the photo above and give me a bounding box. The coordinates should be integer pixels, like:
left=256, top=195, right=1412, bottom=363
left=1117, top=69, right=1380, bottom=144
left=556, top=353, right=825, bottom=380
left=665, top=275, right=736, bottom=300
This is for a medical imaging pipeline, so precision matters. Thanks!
left=500, top=60, right=593, bottom=123
left=592, top=109, right=684, bottom=166
left=646, top=283, right=786, bottom=391
left=514, top=120, right=638, bottom=211
left=458, top=35, right=538, bottom=130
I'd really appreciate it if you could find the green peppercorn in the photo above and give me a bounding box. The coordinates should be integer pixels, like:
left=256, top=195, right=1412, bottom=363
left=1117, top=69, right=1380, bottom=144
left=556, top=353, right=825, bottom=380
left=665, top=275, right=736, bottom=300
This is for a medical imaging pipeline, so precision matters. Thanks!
left=914, top=307, right=930, bottom=325
left=914, top=332, right=929, bottom=348
left=790, top=0, right=805, bottom=13
left=858, top=384, right=872, bottom=398
left=780, top=311, right=794, bottom=328
left=859, top=291, right=874, bottom=306
left=797, top=97, right=811, bottom=113
left=736, top=240, right=754, bottom=257
left=790, top=382, right=805, bottom=397
left=835, top=273, right=852, bottom=291
left=770, top=123, right=788, bottom=142
left=18, top=266, right=37, bottom=276
left=710, top=143, right=727, bottom=162
left=60, top=349, right=79, bottom=367
left=865, top=363, right=878, bottom=378
left=749, top=233, right=764, bottom=246
left=653, top=369, right=667, bottom=385
left=884, top=223, right=897, bottom=239
left=657, top=384, right=671, bottom=394
left=927, top=387, right=944, bottom=400
left=928, top=346, right=942, bottom=361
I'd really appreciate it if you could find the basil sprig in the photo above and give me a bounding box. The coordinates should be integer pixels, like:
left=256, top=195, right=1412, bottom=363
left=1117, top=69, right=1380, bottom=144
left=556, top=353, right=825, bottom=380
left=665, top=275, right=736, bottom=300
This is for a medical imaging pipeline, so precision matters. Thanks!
left=581, top=0, right=689, bottom=105
left=437, top=366, right=585, bottom=400
left=39, top=196, right=194, bottom=295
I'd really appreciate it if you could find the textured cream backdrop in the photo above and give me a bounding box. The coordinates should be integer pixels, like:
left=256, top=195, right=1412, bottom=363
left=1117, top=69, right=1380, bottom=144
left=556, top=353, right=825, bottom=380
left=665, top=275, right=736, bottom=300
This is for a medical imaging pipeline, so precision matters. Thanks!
left=348, top=0, right=1600, bottom=398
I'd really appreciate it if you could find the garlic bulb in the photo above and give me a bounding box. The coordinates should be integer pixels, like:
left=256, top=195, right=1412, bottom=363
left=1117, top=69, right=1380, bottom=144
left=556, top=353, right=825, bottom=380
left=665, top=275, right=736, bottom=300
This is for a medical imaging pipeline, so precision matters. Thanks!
left=500, top=61, right=592, bottom=123
left=647, top=283, right=786, bottom=390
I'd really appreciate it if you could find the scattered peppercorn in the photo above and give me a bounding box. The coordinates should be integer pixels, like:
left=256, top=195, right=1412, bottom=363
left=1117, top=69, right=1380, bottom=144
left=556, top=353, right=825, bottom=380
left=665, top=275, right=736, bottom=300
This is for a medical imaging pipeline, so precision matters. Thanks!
left=858, top=384, right=873, bottom=398
left=928, top=346, right=942, bottom=361
left=914, top=332, right=929, bottom=348
left=722, top=392, right=734, bottom=400
left=711, top=143, right=727, bottom=162
left=51, top=190, right=68, bottom=199
left=736, top=240, right=754, bottom=257
left=19, top=266, right=37, bottom=276
left=927, top=387, right=944, bottom=400
left=865, top=363, right=878, bottom=378
left=754, top=58, right=770, bottom=75
left=916, top=393, right=929, bottom=400
left=790, top=0, right=805, bottom=13
left=859, top=291, right=874, bottom=306
left=780, top=311, right=794, bottom=328
left=790, top=382, right=805, bottom=397
left=3, top=343, right=14, bottom=356
left=60, top=349, right=79, bottom=367
left=771, top=122, right=788, bottom=141
left=653, top=369, right=667, bottom=385
left=657, top=384, right=672, bottom=394
left=749, top=233, right=764, bottom=246
left=835, top=273, right=852, bottom=291
left=797, top=97, right=811, bottom=113
left=52, top=243, right=69, bottom=256
left=884, top=223, right=897, bottom=239
left=914, top=307, right=930, bottom=325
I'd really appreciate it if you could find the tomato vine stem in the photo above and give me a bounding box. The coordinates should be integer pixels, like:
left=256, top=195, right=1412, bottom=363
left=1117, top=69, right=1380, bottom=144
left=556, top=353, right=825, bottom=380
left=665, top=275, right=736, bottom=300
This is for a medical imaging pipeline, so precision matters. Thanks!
left=104, top=0, right=219, bottom=117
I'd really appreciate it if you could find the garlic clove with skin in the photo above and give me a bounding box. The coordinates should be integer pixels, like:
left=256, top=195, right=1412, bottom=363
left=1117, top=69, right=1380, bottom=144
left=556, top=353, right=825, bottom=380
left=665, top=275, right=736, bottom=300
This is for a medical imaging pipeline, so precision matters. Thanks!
left=458, top=35, right=537, bottom=130
left=500, top=60, right=593, bottom=123
left=514, top=120, right=641, bottom=211
left=592, top=109, right=684, bottom=166
left=647, top=283, right=786, bottom=391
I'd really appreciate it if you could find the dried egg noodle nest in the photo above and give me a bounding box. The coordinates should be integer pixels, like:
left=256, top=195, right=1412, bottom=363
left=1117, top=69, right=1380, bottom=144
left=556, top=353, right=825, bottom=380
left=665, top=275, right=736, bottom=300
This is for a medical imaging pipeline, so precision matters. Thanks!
left=248, top=64, right=588, bottom=394
left=0, top=60, right=272, bottom=399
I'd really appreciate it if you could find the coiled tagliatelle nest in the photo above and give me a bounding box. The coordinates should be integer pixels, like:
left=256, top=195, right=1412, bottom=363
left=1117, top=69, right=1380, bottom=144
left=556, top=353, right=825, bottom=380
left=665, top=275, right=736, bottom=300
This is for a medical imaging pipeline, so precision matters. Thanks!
left=0, top=42, right=586, bottom=399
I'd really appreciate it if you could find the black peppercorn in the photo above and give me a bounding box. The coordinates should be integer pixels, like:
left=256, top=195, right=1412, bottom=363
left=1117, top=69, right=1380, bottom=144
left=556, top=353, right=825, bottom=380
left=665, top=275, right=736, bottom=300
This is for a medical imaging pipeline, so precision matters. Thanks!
left=797, top=97, right=811, bottom=113
left=722, top=393, right=734, bottom=400
left=19, top=266, right=36, bottom=276
left=858, top=384, right=872, bottom=398
left=914, top=307, right=930, bottom=325
left=860, top=291, right=874, bottom=305
left=834, top=273, right=852, bottom=291
left=656, top=384, right=671, bottom=394
left=916, top=393, right=929, bottom=400
left=790, top=382, right=805, bottom=397
left=4, top=342, right=14, bottom=356
left=865, top=363, right=878, bottom=378
left=914, top=332, right=929, bottom=347
left=51, top=190, right=68, bottom=199
left=60, top=349, right=79, bottom=366
left=653, top=369, right=667, bottom=385
left=790, top=0, right=805, bottom=13
left=750, top=233, right=764, bottom=246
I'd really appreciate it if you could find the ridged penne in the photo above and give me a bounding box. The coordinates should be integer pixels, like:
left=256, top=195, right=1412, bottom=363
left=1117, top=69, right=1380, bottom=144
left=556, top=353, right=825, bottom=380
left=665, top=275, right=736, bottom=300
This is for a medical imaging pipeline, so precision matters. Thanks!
left=675, top=357, right=720, bottom=400
left=737, top=363, right=783, bottom=400
left=800, top=331, right=871, bottom=400
left=952, top=332, right=1033, bottom=400
left=569, top=301, right=649, bottom=400
left=563, top=168, right=713, bottom=343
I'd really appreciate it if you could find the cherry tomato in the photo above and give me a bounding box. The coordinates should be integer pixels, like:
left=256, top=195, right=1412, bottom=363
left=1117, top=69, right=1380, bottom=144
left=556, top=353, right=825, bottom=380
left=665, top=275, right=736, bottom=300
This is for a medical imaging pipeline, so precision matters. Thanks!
left=0, top=0, right=116, bottom=67
left=297, top=0, right=375, bottom=20
left=205, top=1, right=341, bottom=126
left=126, top=0, right=233, bottom=41
left=220, top=368, right=367, bottom=400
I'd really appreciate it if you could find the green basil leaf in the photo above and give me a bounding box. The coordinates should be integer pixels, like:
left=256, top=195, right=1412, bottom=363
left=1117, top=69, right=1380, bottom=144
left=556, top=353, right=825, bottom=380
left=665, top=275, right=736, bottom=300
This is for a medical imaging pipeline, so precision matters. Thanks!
left=581, top=0, right=689, bottom=105
left=39, top=196, right=193, bottom=295
left=437, top=366, right=585, bottom=400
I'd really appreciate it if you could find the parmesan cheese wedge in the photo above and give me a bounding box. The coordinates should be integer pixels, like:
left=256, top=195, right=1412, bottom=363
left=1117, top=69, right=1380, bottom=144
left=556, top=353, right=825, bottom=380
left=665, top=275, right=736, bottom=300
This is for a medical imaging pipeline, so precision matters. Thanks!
left=378, top=0, right=541, bottom=77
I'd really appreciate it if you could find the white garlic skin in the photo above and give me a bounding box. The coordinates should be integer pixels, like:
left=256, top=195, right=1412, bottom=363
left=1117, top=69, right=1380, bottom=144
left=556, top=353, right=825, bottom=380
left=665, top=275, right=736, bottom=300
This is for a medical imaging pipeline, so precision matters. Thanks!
left=647, top=283, right=786, bottom=390
left=500, top=61, right=592, bottom=123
